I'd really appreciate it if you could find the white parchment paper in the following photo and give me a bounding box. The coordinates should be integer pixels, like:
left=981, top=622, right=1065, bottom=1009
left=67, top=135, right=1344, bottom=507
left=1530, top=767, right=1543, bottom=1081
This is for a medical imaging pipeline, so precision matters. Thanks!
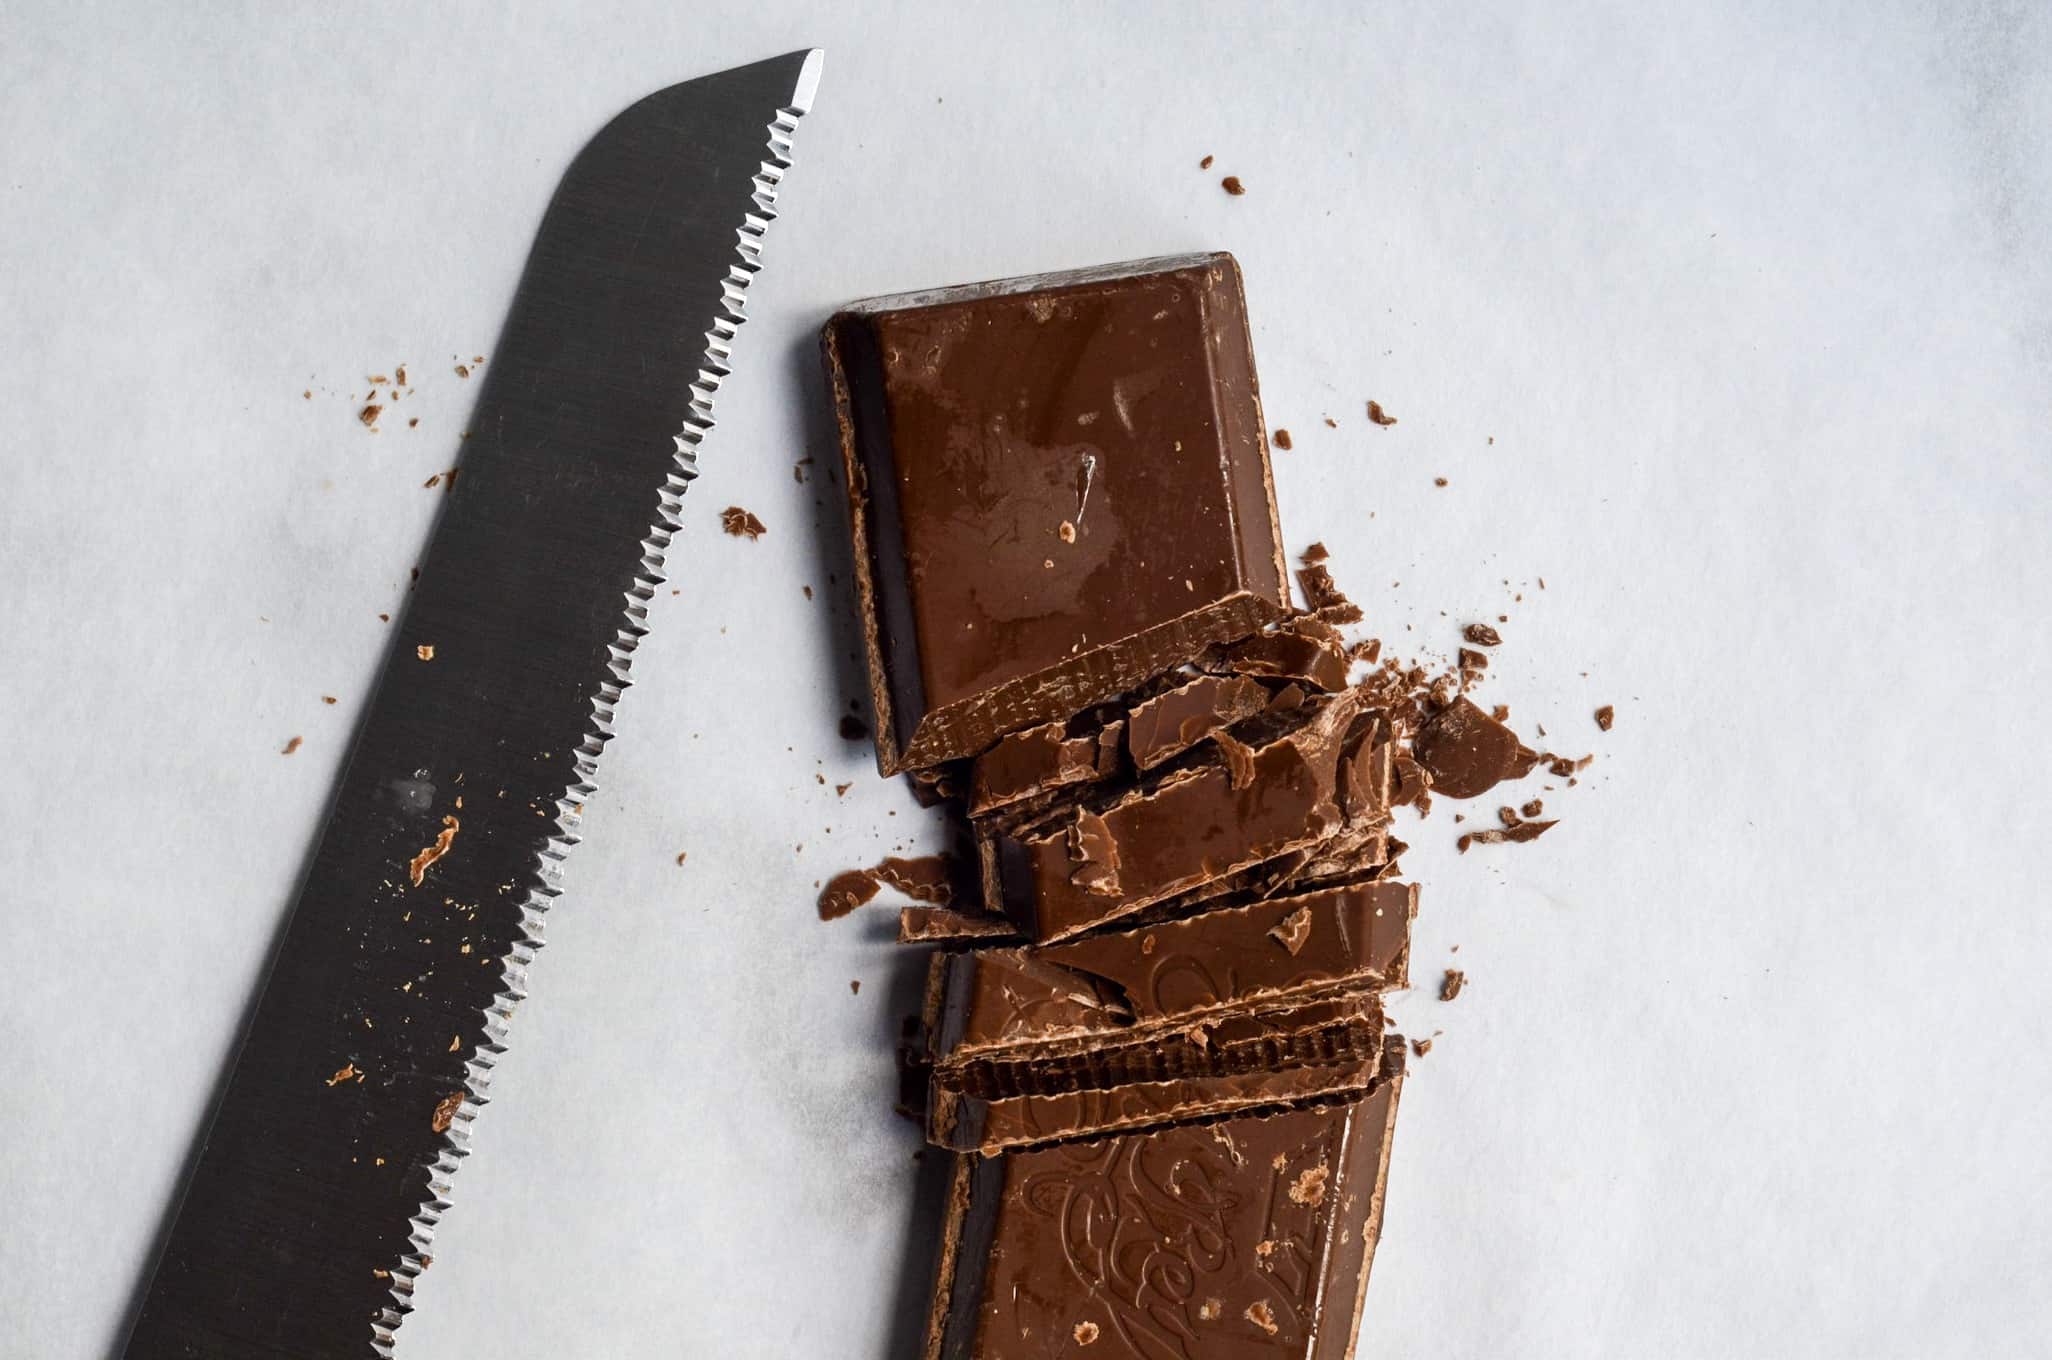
left=3, top=4, right=2049, bottom=1357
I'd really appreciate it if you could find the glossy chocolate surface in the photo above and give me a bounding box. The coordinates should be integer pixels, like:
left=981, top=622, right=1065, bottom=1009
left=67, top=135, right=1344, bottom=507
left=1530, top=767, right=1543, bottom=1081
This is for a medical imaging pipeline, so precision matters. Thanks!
left=824, top=254, right=1287, bottom=772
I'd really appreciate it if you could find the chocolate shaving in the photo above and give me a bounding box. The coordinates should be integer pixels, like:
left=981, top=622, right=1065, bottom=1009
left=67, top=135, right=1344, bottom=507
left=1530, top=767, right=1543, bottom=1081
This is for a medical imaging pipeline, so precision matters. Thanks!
left=1457, top=820, right=1557, bottom=853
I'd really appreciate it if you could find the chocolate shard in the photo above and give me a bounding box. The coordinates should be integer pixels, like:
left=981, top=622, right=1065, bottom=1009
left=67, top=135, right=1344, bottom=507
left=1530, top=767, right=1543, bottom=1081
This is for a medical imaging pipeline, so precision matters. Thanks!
left=928, top=879, right=1416, bottom=1066
left=1412, top=695, right=1532, bottom=800
left=824, top=253, right=1288, bottom=774
left=990, top=692, right=1361, bottom=941
left=1296, top=562, right=1364, bottom=624
left=1215, top=616, right=1350, bottom=692
left=899, top=907, right=1024, bottom=945
left=1124, top=673, right=1271, bottom=771
left=968, top=719, right=1122, bottom=816
left=923, top=1045, right=1404, bottom=1359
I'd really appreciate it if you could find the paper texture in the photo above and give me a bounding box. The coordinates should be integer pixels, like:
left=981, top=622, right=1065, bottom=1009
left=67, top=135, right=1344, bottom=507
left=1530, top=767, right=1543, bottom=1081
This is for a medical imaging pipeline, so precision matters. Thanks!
left=2, top=4, right=2048, bottom=1358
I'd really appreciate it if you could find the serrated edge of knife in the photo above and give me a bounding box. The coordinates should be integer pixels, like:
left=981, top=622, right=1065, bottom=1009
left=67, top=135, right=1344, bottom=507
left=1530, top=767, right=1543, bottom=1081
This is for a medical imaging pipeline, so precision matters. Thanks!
left=369, top=52, right=822, bottom=1353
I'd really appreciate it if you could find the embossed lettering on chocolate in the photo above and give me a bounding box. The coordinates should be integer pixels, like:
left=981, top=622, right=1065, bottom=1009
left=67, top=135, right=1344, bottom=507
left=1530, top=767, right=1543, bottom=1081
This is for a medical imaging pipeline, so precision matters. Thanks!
left=822, top=253, right=1288, bottom=773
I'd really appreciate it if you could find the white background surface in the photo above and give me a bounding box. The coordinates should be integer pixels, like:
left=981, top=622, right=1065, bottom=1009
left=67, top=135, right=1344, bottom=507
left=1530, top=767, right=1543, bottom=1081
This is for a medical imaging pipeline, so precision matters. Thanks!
left=4, top=3, right=2050, bottom=1357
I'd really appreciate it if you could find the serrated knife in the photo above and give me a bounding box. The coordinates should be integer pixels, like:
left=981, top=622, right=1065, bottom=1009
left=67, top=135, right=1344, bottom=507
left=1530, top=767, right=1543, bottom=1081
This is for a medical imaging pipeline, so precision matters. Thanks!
left=119, top=49, right=822, bottom=1359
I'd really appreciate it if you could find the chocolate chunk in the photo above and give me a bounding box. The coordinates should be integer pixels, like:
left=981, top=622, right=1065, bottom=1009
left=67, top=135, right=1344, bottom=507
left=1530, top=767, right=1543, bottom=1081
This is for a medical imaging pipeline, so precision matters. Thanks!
left=1595, top=704, right=1615, bottom=731
left=1412, top=696, right=1530, bottom=800
left=1439, top=969, right=1466, bottom=1001
left=1216, top=617, right=1349, bottom=691
left=968, top=720, right=1122, bottom=815
left=1457, top=647, right=1488, bottom=673
left=932, top=1049, right=1381, bottom=1155
left=928, top=880, right=1416, bottom=1066
left=924, top=1055, right=1403, bottom=1358
left=822, top=254, right=1287, bottom=774
left=1123, top=674, right=1269, bottom=771
left=1463, top=623, right=1502, bottom=646
left=1295, top=562, right=1363, bottom=624
left=990, top=693, right=1361, bottom=941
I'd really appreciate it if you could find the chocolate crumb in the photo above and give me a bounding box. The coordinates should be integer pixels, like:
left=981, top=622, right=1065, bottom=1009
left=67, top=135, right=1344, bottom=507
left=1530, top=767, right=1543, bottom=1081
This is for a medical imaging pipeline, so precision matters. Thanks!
left=675, top=851, right=688, bottom=866
left=281, top=736, right=302, bottom=755
left=408, top=417, right=419, bottom=428
left=1434, top=477, right=1448, bottom=487
left=378, top=613, right=390, bottom=623
left=394, top=364, right=407, bottom=386
left=1521, top=798, right=1545, bottom=819
left=839, top=714, right=868, bottom=741
left=1074, top=1322, right=1100, bottom=1346
left=1366, top=400, right=1397, bottom=426
left=834, top=782, right=852, bottom=796
left=1323, top=416, right=1337, bottom=428
left=358, top=404, right=382, bottom=429
left=1464, top=623, right=1502, bottom=646
left=1440, top=969, right=1466, bottom=1002
left=850, top=979, right=861, bottom=995
left=1058, top=520, right=1076, bottom=543
left=1273, top=428, right=1292, bottom=450
left=1458, top=647, right=1488, bottom=673
left=454, top=364, right=470, bottom=378
left=1491, top=704, right=1510, bottom=722
left=326, top=1063, right=360, bottom=1087
left=416, top=644, right=434, bottom=661
left=1268, top=905, right=1313, bottom=955
left=1198, top=1299, right=1222, bottom=1321
left=1288, top=1164, right=1330, bottom=1207
left=802, top=585, right=814, bottom=600
left=322, top=695, right=337, bottom=705
left=1302, top=541, right=1329, bottom=564
left=1411, top=1037, right=1433, bottom=1057
left=1245, top=1300, right=1278, bottom=1336
left=1221, top=175, right=1246, bottom=195
left=1199, top=154, right=1214, bottom=170
left=366, top=375, right=389, bottom=386
left=1458, top=819, right=1557, bottom=852
left=721, top=506, right=768, bottom=540
left=407, top=815, right=460, bottom=887
left=1595, top=704, right=1615, bottom=731
left=430, top=1090, right=464, bottom=1134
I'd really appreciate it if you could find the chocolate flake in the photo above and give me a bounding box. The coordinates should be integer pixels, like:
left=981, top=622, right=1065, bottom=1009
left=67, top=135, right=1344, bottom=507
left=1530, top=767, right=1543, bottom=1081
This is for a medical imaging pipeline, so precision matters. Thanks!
left=326, top=1063, right=361, bottom=1087
left=720, top=506, right=768, bottom=540
left=1366, top=400, right=1397, bottom=426
left=430, top=1090, right=464, bottom=1134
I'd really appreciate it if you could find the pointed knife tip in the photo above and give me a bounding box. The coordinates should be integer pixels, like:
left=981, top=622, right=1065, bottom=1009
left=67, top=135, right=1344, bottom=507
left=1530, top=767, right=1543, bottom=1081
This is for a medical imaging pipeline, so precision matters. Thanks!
left=790, top=48, right=825, bottom=114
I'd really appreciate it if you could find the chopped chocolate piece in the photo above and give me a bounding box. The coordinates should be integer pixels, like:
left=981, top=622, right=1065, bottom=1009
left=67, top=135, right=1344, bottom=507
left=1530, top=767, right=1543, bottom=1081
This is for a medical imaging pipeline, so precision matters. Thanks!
left=899, top=907, right=1023, bottom=945
left=1296, top=562, right=1363, bottom=624
left=1457, top=647, right=1488, bottom=673
left=1463, top=623, right=1502, bottom=646
left=929, top=880, right=1415, bottom=1065
left=1273, top=428, right=1292, bottom=450
left=1366, top=400, right=1396, bottom=426
left=969, top=720, right=1122, bottom=815
left=1439, top=969, right=1466, bottom=1002
left=1199, top=153, right=1214, bottom=169
left=1410, top=1037, right=1432, bottom=1057
left=923, top=1055, right=1403, bottom=1358
left=818, top=868, right=881, bottom=921
left=932, top=1051, right=1378, bottom=1155
left=1217, top=618, right=1349, bottom=691
left=1221, top=175, right=1246, bottom=195
left=1595, top=704, right=1615, bottom=731
left=823, top=254, right=1287, bottom=774
left=1413, top=696, right=1530, bottom=800
left=1457, top=820, right=1557, bottom=852
left=720, top=506, right=767, bottom=540
left=1124, top=673, right=1269, bottom=771
left=1520, top=798, right=1544, bottom=819
left=991, top=693, right=1361, bottom=941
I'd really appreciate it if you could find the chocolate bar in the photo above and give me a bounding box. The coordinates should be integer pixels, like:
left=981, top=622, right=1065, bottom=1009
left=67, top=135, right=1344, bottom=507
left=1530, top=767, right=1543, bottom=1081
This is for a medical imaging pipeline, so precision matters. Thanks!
left=822, top=254, right=1287, bottom=774
left=923, top=1046, right=1403, bottom=1360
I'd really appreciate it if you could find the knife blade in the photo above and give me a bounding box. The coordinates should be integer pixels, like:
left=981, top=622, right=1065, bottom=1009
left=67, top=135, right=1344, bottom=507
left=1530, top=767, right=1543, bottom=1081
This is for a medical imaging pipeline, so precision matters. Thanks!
left=120, top=49, right=822, bottom=1359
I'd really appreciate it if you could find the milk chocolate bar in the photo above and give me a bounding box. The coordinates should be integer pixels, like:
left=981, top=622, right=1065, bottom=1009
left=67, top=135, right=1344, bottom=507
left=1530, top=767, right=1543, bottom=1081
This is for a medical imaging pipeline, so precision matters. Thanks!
left=822, top=254, right=1288, bottom=773
left=924, top=1047, right=1404, bottom=1360
left=927, top=880, right=1416, bottom=1066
